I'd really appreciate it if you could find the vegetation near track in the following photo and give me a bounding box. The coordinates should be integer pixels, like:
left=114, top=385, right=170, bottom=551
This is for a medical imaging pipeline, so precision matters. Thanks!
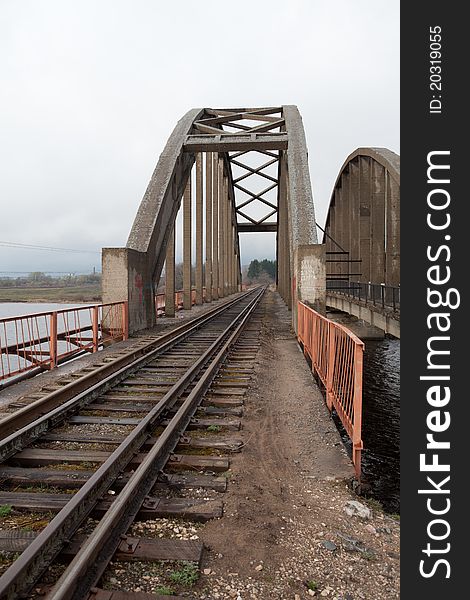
left=169, top=563, right=199, bottom=587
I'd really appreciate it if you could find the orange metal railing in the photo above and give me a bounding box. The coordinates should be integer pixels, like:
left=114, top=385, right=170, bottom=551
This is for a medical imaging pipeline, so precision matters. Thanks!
left=0, top=302, right=128, bottom=383
left=298, top=301, right=364, bottom=478
left=155, top=288, right=208, bottom=317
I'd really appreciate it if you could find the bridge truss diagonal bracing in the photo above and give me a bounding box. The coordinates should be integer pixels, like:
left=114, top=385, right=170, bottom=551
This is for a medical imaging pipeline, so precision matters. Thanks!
left=102, top=106, right=319, bottom=334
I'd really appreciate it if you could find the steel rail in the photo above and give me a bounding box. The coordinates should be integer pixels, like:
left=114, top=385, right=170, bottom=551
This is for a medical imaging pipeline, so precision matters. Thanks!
left=48, top=286, right=265, bottom=600
left=0, top=288, right=257, bottom=446
left=0, top=287, right=264, bottom=600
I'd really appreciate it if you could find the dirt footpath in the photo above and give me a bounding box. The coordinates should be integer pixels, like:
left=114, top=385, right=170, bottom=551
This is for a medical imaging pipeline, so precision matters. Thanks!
left=194, top=290, right=400, bottom=599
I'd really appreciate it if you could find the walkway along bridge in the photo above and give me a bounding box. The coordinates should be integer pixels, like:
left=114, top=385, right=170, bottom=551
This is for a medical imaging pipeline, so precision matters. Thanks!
left=1, top=107, right=400, bottom=481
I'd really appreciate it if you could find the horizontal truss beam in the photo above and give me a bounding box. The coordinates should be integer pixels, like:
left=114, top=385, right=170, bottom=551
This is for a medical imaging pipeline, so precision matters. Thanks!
left=237, top=223, right=277, bottom=233
left=183, top=133, right=288, bottom=152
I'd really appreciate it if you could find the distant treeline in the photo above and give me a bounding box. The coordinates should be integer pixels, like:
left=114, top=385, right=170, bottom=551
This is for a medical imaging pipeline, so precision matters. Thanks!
left=246, top=259, right=276, bottom=283
left=0, top=272, right=101, bottom=288
left=157, top=260, right=277, bottom=290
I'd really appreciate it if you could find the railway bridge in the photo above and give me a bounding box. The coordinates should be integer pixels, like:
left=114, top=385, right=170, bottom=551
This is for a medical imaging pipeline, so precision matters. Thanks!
left=101, top=107, right=400, bottom=338
left=102, top=106, right=321, bottom=334
left=0, top=106, right=400, bottom=600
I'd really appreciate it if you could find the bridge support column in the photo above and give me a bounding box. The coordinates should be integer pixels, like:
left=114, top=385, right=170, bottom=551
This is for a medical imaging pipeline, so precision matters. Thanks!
left=212, top=154, right=219, bottom=300
left=218, top=157, right=225, bottom=298
left=205, top=152, right=213, bottom=303
left=183, top=177, right=192, bottom=310
left=294, top=244, right=326, bottom=318
left=224, top=174, right=230, bottom=296
left=165, top=228, right=176, bottom=317
left=231, top=224, right=236, bottom=294
left=195, top=153, right=204, bottom=305
left=102, top=247, right=154, bottom=333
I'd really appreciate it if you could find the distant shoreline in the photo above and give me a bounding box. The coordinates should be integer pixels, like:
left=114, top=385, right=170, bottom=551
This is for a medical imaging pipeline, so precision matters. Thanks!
left=0, top=285, right=101, bottom=304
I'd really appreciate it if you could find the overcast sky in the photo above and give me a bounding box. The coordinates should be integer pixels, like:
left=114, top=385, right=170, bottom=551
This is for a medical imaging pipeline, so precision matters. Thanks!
left=0, top=0, right=399, bottom=274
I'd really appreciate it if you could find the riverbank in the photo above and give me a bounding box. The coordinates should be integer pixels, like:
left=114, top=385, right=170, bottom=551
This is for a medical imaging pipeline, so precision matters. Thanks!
left=0, top=285, right=101, bottom=304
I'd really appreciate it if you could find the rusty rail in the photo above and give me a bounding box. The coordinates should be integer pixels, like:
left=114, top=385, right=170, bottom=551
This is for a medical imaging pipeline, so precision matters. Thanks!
left=297, top=301, right=364, bottom=477
left=0, top=302, right=128, bottom=382
left=0, top=287, right=264, bottom=600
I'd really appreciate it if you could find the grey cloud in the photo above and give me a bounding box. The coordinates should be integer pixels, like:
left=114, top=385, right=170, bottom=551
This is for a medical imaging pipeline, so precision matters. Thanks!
left=0, top=0, right=399, bottom=273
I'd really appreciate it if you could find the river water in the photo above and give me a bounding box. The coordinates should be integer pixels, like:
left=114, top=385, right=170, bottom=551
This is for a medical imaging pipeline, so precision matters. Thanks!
left=0, top=302, right=94, bottom=381
left=361, top=337, right=400, bottom=513
left=332, top=336, right=400, bottom=513
left=0, top=302, right=87, bottom=320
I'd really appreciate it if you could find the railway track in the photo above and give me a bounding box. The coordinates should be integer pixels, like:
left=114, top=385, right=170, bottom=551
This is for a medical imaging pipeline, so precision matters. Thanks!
left=0, top=286, right=265, bottom=599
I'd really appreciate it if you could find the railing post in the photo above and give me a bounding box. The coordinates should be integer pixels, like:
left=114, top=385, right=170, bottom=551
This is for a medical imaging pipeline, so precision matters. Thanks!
left=381, top=283, right=385, bottom=308
left=92, top=306, right=99, bottom=352
left=49, top=312, right=58, bottom=370
left=352, top=342, right=364, bottom=479
left=122, top=302, right=129, bottom=340
left=326, top=321, right=335, bottom=411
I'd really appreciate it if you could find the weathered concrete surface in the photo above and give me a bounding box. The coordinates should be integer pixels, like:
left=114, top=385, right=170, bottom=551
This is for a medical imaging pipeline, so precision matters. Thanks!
left=283, top=106, right=318, bottom=247
left=294, top=244, right=326, bottom=316
left=326, top=293, right=400, bottom=338
left=103, top=106, right=320, bottom=333
left=323, top=147, right=400, bottom=288
left=327, top=310, right=386, bottom=340
left=102, top=109, right=204, bottom=332
left=102, top=247, right=153, bottom=333
left=283, top=106, right=319, bottom=331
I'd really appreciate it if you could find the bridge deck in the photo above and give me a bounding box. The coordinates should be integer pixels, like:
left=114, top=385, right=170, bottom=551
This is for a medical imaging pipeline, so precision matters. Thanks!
left=326, top=291, right=400, bottom=338
left=0, top=291, right=399, bottom=599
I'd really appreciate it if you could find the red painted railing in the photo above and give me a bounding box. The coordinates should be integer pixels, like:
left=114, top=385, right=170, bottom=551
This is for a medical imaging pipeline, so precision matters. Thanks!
left=298, top=301, right=364, bottom=478
left=0, top=302, right=128, bottom=382
left=155, top=288, right=207, bottom=317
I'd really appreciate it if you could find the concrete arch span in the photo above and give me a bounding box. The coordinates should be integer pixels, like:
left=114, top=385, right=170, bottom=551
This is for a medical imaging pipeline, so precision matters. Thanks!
left=102, top=106, right=320, bottom=332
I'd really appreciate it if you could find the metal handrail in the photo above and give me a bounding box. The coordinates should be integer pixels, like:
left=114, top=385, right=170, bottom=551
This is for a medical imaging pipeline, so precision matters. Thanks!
left=298, top=301, right=364, bottom=478
left=0, top=302, right=128, bottom=382
left=327, top=280, right=400, bottom=311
